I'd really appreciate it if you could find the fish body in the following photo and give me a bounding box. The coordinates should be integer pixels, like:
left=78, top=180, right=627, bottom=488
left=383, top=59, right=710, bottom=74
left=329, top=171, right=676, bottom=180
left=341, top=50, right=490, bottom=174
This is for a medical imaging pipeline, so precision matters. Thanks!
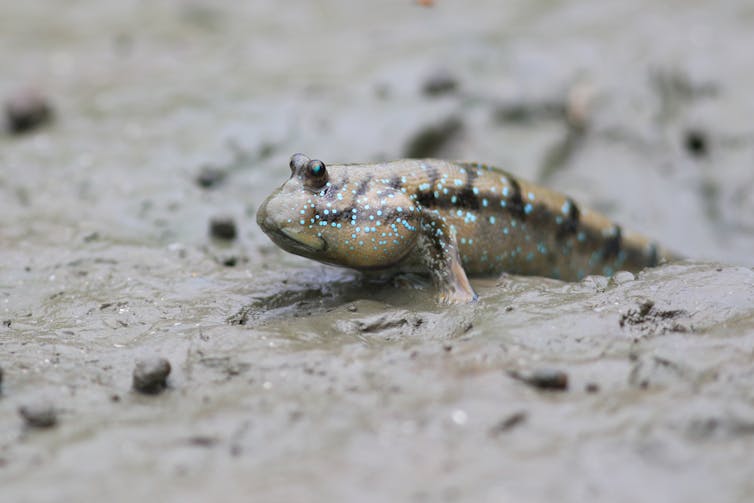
left=257, top=154, right=674, bottom=303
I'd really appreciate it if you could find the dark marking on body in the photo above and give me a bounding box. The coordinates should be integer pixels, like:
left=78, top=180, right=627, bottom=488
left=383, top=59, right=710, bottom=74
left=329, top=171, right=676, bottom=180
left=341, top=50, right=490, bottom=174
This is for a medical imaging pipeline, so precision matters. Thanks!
left=556, top=197, right=580, bottom=240
left=507, top=177, right=526, bottom=219
left=327, top=173, right=349, bottom=196
left=354, top=176, right=372, bottom=197
left=647, top=243, right=659, bottom=267
left=603, top=225, right=622, bottom=259
left=456, top=168, right=480, bottom=210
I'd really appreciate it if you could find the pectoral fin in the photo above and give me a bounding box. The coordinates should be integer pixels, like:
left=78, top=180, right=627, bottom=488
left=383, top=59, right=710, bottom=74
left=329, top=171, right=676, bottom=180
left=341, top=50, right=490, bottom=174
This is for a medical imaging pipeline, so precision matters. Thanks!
left=417, top=209, right=478, bottom=304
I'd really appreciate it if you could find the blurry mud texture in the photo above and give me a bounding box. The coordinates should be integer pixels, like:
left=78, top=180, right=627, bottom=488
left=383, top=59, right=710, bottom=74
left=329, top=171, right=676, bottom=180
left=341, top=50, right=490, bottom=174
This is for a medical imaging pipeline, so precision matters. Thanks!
left=2, top=1, right=754, bottom=502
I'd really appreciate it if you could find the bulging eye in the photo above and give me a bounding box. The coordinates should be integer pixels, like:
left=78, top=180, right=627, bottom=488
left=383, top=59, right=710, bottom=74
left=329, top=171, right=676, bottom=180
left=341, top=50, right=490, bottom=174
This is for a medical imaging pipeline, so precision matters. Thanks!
left=305, top=160, right=328, bottom=188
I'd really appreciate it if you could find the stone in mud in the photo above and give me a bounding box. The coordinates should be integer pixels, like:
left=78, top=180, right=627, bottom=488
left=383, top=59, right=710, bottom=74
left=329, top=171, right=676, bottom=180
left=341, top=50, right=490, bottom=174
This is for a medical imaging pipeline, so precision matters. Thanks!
left=510, top=368, right=569, bottom=391
left=195, top=165, right=227, bottom=189
left=4, top=88, right=53, bottom=135
left=684, top=128, right=708, bottom=157
left=132, top=357, right=171, bottom=394
left=18, top=402, right=57, bottom=428
left=209, top=216, right=237, bottom=241
left=422, top=68, right=459, bottom=96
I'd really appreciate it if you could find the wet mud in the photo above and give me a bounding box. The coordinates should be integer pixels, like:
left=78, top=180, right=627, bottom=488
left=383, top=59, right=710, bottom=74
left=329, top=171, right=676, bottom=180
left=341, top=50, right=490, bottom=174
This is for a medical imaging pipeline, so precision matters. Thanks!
left=2, top=1, right=754, bottom=502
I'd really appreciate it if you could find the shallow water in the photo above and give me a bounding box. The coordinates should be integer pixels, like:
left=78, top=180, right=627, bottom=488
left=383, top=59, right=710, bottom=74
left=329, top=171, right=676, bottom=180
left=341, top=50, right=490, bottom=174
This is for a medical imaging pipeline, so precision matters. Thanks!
left=2, top=1, right=754, bottom=502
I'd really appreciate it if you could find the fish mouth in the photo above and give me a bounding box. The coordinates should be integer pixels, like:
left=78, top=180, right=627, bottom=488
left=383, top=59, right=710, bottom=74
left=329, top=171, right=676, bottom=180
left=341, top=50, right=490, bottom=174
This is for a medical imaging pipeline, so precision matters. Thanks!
left=278, top=227, right=326, bottom=252
left=263, top=225, right=327, bottom=256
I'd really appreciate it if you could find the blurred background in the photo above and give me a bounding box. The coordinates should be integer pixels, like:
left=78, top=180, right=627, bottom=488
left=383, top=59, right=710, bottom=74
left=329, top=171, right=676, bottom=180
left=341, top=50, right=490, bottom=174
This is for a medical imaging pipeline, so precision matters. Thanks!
left=2, top=0, right=754, bottom=264
left=2, top=1, right=754, bottom=502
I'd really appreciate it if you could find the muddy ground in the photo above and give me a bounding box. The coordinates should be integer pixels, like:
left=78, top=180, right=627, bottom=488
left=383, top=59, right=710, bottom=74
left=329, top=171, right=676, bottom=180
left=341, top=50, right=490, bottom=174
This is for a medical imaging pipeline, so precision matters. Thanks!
left=2, top=1, right=754, bottom=502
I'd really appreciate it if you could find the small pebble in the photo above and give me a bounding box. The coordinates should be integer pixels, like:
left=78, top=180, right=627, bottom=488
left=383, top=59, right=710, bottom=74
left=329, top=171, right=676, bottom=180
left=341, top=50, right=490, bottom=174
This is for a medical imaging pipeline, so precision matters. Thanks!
left=18, top=402, right=57, bottom=428
left=422, top=69, right=459, bottom=97
left=221, top=255, right=238, bottom=267
left=209, top=216, right=237, bottom=241
left=195, top=166, right=227, bottom=189
left=132, top=357, right=171, bottom=394
left=611, top=271, right=635, bottom=285
left=4, top=88, right=53, bottom=134
left=510, top=368, right=569, bottom=391
left=585, top=382, right=600, bottom=393
left=684, top=129, right=708, bottom=157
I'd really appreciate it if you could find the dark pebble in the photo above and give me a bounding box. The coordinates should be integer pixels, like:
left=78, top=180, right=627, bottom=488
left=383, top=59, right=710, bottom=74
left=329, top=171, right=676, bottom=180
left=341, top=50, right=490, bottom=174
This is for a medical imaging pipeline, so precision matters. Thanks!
left=422, top=69, right=459, bottom=96
left=2, top=319, right=10, bottom=327
left=132, top=357, right=171, bottom=394
left=585, top=382, right=600, bottom=393
left=510, top=368, right=569, bottom=391
left=18, top=402, right=57, bottom=428
left=684, top=129, right=708, bottom=157
left=195, top=166, right=227, bottom=189
left=209, top=216, right=237, bottom=241
left=221, top=256, right=238, bottom=267
left=4, top=89, right=53, bottom=135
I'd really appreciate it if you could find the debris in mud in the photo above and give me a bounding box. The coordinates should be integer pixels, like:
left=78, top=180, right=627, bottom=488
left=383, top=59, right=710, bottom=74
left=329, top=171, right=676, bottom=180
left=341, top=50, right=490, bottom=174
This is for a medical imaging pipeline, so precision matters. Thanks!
left=619, top=299, right=690, bottom=335
left=686, top=415, right=754, bottom=440
left=198, top=356, right=250, bottom=379
left=650, top=67, right=718, bottom=123
left=336, top=311, right=424, bottom=336
left=209, top=216, right=237, bottom=241
left=684, top=128, right=708, bottom=157
left=195, top=165, right=227, bottom=189
left=132, top=357, right=172, bottom=394
left=227, top=305, right=254, bottom=326
left=2, top=319, right=10, bottom=328
left=509, top=368, right=569, bottom=391
left=403, top=116, right=463, bottom=158
left=628, top=354, right=714, bottom=390
left=565, top=80, right=594, bottom=131
left=585, top=382, right=600, bottom=393
left=18, top=402, right=57, bottom=428
left=4, top=88, right=54, bottom=135
left=493, top=99, right=565, bottom=124
left=185, top=435, right=220, bottom=448
left=422, top=68, right=459, bottom=97
left=489, top=411, right=527, bottom=436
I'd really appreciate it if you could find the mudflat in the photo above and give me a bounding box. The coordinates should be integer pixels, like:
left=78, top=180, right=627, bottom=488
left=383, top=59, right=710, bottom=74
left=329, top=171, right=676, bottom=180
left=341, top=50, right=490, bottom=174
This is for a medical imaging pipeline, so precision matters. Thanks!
left=2, top=2, right=754, bottom=502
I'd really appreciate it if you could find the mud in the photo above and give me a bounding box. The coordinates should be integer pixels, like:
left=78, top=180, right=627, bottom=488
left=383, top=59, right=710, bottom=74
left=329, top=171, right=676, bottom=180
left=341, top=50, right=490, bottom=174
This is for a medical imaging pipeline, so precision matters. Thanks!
left=2, top=1, right=754, bottom=502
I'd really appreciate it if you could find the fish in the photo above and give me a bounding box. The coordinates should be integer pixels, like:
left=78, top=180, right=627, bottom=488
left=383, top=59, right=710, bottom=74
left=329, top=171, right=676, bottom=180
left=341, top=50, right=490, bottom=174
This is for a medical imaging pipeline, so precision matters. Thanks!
left=257, top=153, right=677, bottom=304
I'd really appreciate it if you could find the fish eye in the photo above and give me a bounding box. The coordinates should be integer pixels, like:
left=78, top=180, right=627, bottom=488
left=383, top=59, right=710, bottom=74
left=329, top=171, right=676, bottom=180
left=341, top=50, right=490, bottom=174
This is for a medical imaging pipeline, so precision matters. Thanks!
left=305, top=160, right=328, bottom=188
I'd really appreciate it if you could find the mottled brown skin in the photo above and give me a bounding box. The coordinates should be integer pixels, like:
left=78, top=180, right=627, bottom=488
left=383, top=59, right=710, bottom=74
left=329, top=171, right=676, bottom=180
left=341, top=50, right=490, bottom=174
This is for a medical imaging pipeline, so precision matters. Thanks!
left=257, top=154, right=677, bottom=304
